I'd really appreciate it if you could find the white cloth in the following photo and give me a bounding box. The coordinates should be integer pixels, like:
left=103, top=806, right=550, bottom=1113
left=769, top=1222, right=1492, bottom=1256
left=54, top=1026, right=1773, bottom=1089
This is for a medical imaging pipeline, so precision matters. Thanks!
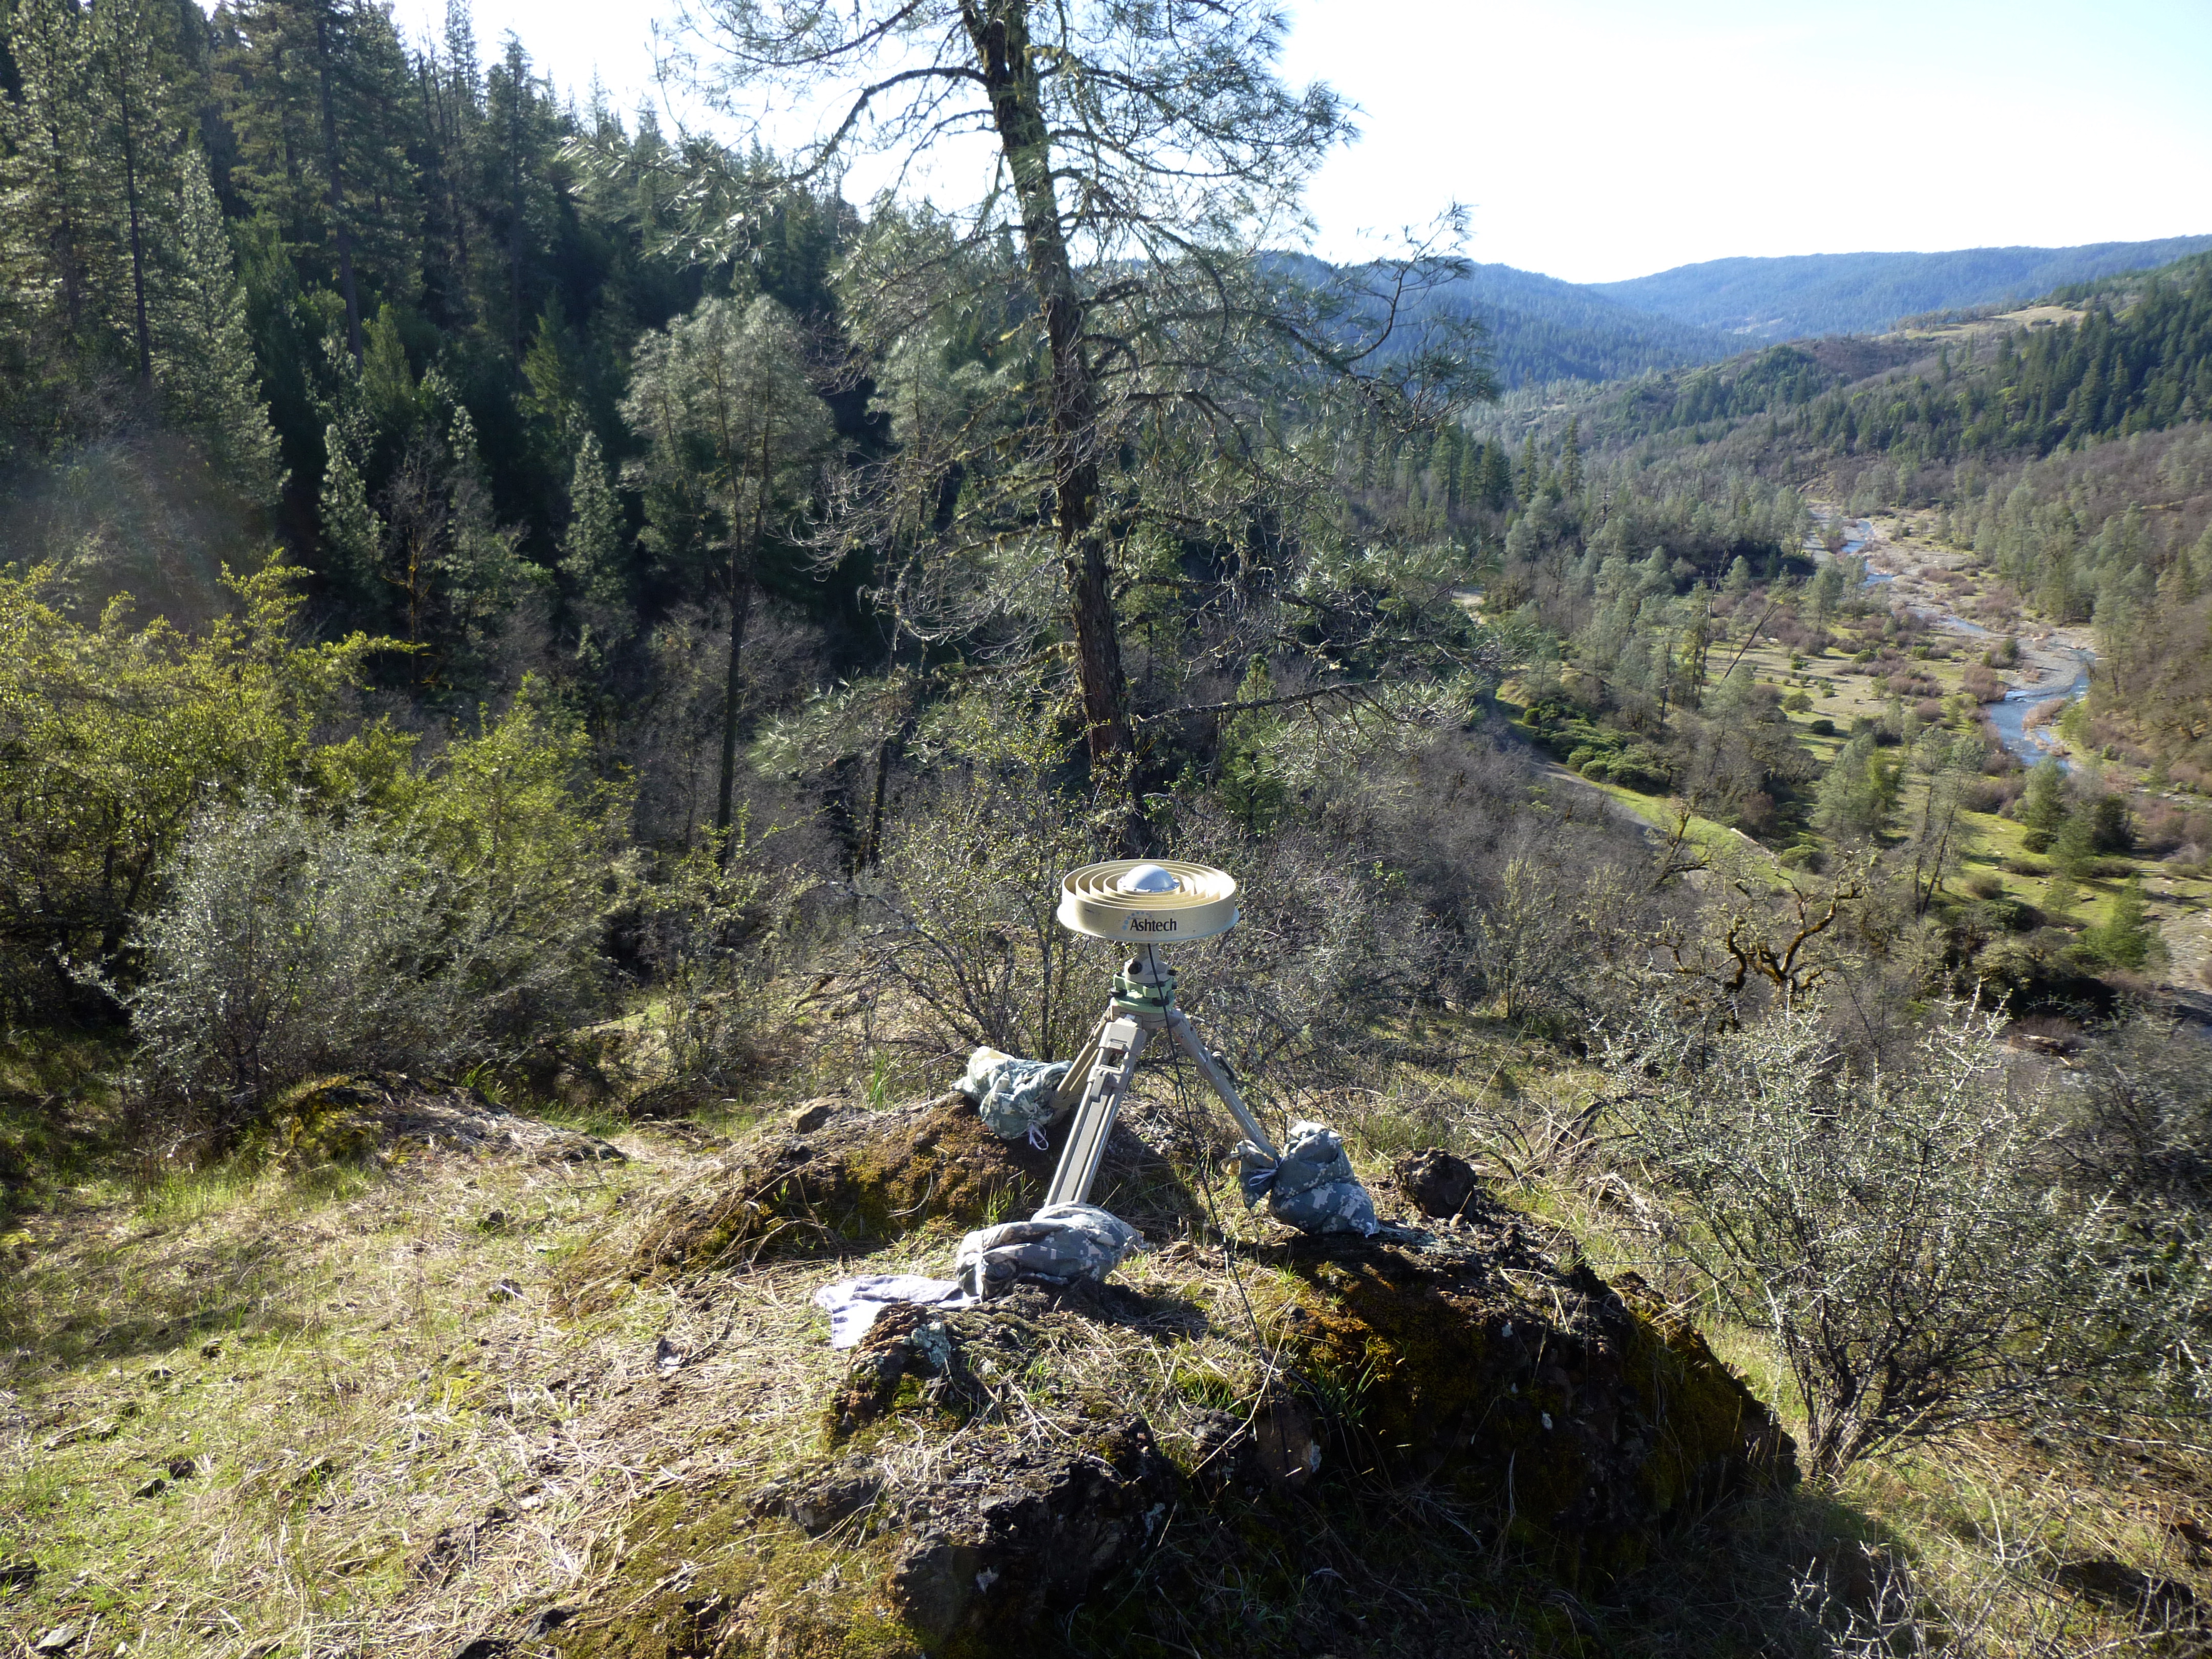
left=812, top=1273, right=974, bottom=1349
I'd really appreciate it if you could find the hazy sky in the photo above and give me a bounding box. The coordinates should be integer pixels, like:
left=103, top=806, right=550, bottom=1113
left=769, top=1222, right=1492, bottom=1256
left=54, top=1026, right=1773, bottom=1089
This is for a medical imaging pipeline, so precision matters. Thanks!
left=386, top=0, right=2212, bottom=285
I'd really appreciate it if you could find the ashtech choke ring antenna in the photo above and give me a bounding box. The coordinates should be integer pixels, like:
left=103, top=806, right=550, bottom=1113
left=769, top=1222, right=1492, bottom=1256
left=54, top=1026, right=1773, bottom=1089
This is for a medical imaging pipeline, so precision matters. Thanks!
left=1044, top=860, right=1278, bottom=1209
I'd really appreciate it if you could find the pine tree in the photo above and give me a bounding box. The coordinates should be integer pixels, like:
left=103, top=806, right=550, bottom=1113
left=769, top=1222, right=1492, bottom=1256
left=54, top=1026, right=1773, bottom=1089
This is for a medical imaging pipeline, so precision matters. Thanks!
left=1813, top=732, right=1900, bottom=840
left=1476, top=440, right=1512, bottom=512
left=412, top=0, right=482, bottom=328
left=624, top=293, right=832, bottom=837
left=86, top=0, right=192, bottom=388
left=2019, top=756, right=2067, bottom=850
left=559, top=429, right=628, bottom=648
left=318, top=419, right=385, bottom=599
left=1, top=0, right=110, bottom=354
left=474, top=35, right=560, bottom=356
left=1515, top=431, right=1539, bottom=505
left=157, top=157, right=286, bottom=501
left=440, top=401, right=535, bottom=632
left=2082, top=878, right=2157, bottom=970
left=222, top=0, right=421, bottom=360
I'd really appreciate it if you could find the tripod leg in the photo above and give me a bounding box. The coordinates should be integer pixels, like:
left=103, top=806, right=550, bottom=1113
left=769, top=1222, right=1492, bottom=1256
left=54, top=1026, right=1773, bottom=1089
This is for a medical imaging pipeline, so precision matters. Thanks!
left=1050, top=1016, right=1108, bottom=1114
left=1043, top=1016, right=1150, bottom=1209
left=1166, top=1010, right=1276, bottom=1159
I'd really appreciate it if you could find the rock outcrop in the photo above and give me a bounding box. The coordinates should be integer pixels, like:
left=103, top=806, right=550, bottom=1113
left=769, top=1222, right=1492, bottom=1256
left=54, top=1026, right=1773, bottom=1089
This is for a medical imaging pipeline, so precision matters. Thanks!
left=549, top=1113, right=1792, bottom=1657
left=569, top=1091, right=1192, bottom=1293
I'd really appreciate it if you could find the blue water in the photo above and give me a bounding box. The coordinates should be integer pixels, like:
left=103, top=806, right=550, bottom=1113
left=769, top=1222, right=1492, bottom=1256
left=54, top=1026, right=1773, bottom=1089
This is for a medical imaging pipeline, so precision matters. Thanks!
left=1984, top=652, right=2092, bottom=770
left=1806, top=513, right=2091, bottom=765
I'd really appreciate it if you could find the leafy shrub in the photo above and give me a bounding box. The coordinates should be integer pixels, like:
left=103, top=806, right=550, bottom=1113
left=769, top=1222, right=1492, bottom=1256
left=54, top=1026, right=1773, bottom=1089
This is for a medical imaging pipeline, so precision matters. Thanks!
left=126, top=690, right=627, bottom=1135
left=0, top=561, right=389, bottom=1019
left=127, top=800, right=471, bottom=1131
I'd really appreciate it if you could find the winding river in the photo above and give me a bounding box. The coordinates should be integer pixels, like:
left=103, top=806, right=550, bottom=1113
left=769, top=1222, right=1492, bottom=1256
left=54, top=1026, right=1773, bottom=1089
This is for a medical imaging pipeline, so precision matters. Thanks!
left=1813, top=509, right=2094, bottom=769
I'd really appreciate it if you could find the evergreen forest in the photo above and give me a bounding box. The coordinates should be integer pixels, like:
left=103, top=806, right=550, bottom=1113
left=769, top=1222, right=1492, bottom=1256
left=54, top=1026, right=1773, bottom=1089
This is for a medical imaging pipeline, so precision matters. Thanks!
left=3, top=4, right=2211, bottom=1656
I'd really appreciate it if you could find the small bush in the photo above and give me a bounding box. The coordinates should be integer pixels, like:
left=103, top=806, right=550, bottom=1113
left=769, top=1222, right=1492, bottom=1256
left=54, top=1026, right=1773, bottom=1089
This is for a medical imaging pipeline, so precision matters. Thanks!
left=1607, top=1004, right=2195, bottom=1476
left=127, top=772, right=618, bottom=1135
left=127, top=801, right=472, bottom=1131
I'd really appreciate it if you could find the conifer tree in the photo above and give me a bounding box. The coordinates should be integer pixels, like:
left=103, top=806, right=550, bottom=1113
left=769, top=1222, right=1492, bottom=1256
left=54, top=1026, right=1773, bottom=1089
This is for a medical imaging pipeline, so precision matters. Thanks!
left=412, top=0, right=482, bottom=327
left=2082, top=877, right=2157, bottom=970
left=2, top=0, right=108, bottom=351
left=440, top=401, right=535, bottom=632
left=2019, top=756, right=2067, bottom=849
left=623, top=293, right=831, bottom=837
left=157, top=158, right=286, bottom=501
left=318, top=419, right=385, bottom=598
left=222, top=0, right=420, bottom=360
left=86, top=0, right=191, bottom=388
left=474, top=35, right=560, bottom=356
left=559, top=430, right=627, bottom=623
left=1476, top=440, right=1512, bottom=512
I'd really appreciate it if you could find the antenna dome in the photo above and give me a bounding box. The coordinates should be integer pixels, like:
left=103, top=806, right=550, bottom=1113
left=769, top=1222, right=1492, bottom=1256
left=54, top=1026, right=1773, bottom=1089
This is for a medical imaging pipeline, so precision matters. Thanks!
left=1115, top=862, right=1181, bottom=894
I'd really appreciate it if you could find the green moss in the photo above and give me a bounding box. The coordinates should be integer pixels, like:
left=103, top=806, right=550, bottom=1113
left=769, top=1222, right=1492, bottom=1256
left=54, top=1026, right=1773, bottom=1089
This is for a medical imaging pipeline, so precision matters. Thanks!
left=553, top=1481, right=926, bottom=1659
left=1264, top=1232, right=1790, bottom=1583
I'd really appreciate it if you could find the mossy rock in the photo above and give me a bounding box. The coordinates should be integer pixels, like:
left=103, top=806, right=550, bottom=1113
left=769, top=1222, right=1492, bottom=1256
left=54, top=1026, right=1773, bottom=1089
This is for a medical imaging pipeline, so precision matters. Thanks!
left=244, top=1072, right=628, bottom=1168
left=1256, top=1195, right=1794, bottom=1583
left=589, top=1092, right=1197, bottom=1286
left=554, top=1141, right=1793, bottom=1654
left=554, top=1389, right=1173, bottom=1659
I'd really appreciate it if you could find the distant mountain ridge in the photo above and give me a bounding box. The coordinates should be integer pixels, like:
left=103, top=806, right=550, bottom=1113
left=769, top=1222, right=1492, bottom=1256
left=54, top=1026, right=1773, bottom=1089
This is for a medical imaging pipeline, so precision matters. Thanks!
left=1292, top=235, right=2212, bottom=393
left=1396, top=259, right=1741, bottom=388
left=1280, top=253, right=1739, bottom=390
left=1590, top=238, right=2212, bottom=341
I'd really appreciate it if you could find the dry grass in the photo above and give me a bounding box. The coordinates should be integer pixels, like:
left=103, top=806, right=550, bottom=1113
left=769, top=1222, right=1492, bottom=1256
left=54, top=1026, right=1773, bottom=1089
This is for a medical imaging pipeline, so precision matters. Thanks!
left=4, top=1030, right=2209, bottom=1657
left=0, top=1118, right=859, bottom=1657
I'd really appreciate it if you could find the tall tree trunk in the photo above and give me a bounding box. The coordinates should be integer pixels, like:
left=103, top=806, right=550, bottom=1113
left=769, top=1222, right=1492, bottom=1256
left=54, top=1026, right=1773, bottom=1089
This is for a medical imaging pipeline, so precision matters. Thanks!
left=862, top=735, right=891, bottom=869
left=507, top=83, right=523, bottom=356
left=314, top=10, right=363, bottom=362
left=713, top=566, right=753, bottom=842
left=714, top=407, right=778, bottom=842
left=960, top=0, right=1130, bottom=765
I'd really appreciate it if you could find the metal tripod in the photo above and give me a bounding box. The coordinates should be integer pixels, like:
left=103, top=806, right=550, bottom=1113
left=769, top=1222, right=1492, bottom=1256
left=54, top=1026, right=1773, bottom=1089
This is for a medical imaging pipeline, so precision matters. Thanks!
left=1042, top=946, right=1278, bottom=1209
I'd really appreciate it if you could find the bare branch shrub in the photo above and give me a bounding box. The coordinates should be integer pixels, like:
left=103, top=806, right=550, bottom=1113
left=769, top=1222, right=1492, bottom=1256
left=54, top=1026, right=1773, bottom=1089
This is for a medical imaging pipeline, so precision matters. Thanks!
left=1605, top=1003, right=2206, bottom=1477
left=635, top=818, right=825, bottom=1090
left=846, top=693, right=1110, bottom=1065
left=1167, top=810, right=1445, bottom=1116
left=126, top=800, right=480, bottom=1129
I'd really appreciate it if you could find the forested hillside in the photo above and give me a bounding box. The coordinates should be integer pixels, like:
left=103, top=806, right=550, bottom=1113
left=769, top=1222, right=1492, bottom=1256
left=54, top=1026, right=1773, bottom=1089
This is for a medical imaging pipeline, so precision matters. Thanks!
left=1594, top=236, right=2212, bottom=339
left=1352, top=254, right=1738, bottom=386
left=4, top=5, right=2211, bottom=1657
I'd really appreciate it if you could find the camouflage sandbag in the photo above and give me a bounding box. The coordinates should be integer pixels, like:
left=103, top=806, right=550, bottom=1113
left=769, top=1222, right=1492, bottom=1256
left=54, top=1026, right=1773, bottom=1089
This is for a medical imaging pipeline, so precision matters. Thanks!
left=1237, top=1121, right=1378, bottom=1237
left=954, top=1203, right=1141, bottom=1299
left=958, top=1047, right=1072, bottom=1145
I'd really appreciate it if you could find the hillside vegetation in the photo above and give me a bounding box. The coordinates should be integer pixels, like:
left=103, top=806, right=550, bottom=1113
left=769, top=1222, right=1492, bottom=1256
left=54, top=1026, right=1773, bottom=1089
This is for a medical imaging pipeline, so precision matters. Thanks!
left=3, top=2, right=2212, bottom=1656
